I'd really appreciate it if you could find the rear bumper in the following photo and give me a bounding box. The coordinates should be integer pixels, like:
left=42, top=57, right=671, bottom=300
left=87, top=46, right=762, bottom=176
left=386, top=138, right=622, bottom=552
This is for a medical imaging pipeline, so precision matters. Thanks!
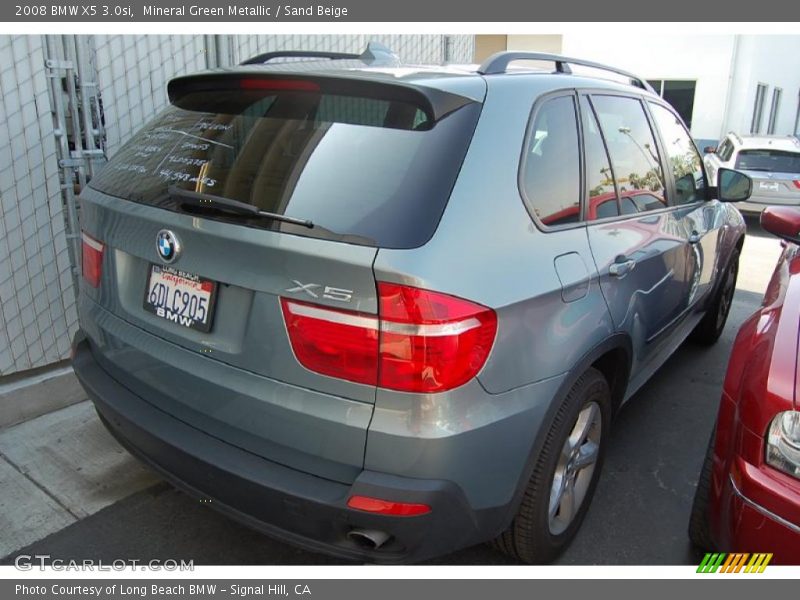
left=735, top=196, right=799, bottom=213
left=72, top=336, right=503, bottom=563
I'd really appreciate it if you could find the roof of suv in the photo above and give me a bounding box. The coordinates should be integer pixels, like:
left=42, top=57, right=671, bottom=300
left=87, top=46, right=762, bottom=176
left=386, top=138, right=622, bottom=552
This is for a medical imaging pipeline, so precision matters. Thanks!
left=213, top=45, right=659, bottom=100
left=731, top=134, right=800, bottom=152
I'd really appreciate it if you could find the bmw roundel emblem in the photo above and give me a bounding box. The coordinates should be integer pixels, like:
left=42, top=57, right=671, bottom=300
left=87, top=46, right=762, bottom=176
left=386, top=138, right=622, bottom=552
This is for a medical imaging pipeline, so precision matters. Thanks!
left=156, top=230, right=181, bottom=263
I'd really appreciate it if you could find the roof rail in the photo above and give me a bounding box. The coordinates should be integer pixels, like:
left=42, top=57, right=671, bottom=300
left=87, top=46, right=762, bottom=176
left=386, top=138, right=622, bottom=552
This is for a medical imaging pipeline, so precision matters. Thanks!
left=477, top=52, right=656, bottom=93
left=240, top=42, right=400, bottom=67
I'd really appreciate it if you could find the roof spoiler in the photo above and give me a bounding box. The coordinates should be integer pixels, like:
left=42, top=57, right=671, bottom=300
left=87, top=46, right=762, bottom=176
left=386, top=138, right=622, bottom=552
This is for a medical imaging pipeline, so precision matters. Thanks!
left=167, top=70, right=476, bottom=122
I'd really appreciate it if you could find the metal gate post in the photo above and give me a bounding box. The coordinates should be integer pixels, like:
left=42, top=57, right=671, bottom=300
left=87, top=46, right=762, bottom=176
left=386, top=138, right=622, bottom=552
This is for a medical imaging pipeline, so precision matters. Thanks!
left=43, top=34, right=81, bottom=292
left=43, top=34, right=108, bottom=295
left=74, top=35, right=105, bottom=179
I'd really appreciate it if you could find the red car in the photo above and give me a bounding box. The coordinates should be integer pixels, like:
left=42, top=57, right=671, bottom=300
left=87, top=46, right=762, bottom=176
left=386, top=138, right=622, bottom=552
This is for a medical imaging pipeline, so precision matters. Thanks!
left=689, top=206, right=800, bottom=563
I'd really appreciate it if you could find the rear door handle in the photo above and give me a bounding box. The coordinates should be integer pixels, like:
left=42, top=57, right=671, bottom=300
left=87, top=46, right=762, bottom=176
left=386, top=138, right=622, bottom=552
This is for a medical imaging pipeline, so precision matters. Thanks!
left=609, top=256, right=636, bottom=277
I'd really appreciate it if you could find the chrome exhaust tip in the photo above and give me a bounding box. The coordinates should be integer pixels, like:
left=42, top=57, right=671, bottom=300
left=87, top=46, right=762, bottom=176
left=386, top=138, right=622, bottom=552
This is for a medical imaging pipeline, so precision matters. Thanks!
left=347, top=528, right=392, bottom=550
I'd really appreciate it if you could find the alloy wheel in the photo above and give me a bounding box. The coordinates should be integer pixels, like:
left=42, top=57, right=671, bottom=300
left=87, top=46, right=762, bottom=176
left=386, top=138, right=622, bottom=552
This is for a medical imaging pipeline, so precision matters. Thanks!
left=716, top=261, right=737, bottom=331
left=548, top=401, right=602, bottom=535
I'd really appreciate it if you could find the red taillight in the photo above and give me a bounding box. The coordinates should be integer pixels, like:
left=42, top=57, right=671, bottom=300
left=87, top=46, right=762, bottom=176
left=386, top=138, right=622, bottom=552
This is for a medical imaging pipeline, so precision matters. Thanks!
left=377, top=283, right=497, bottom=393
left=793, top=180, right=800, bottom=189
left=280, top=299, right=379, bottom=386
left=81, top=231, right=104, bottom=288
left=347, top=495, right=431, bottom=517
left=281, top=283, right=497, bottom=393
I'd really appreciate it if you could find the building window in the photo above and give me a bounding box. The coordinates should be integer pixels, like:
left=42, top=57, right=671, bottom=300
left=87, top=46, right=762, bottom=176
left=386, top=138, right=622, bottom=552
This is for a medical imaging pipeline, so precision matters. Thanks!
left=717, top=138, right=734, bottom=162
left=751, top=83, right=768, bottom=134
left=645, top=80, right=696, bottom=130
left=767, top=87, right=782, bottom=134
left=794, top=89, right=800, bottom=136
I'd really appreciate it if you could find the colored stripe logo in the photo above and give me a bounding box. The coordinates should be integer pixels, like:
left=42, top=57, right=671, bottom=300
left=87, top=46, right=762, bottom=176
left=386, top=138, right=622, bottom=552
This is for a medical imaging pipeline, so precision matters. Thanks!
left=697, top=553, right=773, bottom=573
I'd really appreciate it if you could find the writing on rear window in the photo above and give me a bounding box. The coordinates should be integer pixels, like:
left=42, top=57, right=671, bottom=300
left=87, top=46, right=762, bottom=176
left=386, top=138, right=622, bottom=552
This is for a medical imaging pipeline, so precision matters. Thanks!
left=156, top=168, right=217, bottom=187
left=87, top=88, right=480, bottom=248
left=111, top=163, right=148, bottom=174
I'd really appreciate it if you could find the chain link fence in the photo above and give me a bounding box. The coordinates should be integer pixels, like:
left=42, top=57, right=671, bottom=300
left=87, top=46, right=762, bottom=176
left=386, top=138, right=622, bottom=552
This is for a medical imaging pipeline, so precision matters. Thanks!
left=0, top=36, right=76, bottom=375
left=91, top=35, right=207, bottom=154
left=232, top=34, right=474, bottom=66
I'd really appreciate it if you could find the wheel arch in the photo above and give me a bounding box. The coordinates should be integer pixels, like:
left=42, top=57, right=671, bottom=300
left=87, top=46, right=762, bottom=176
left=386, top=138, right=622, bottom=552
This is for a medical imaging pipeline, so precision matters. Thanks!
left=497, top=333, right=632, bottom=531
left=709, top=233, right=744, bottom=306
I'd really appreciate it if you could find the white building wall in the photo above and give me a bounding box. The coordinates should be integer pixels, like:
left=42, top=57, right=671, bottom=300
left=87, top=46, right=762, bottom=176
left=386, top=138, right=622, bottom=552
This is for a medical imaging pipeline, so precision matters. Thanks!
left=554, top=34, right=737, bottom=140
left=724, top=35, right=800, bottom=137
left=506, top=34, right=800, bottom=141
left=0, top=36, right=77, bottom=375
left=506, top=35, right=563, bottom=55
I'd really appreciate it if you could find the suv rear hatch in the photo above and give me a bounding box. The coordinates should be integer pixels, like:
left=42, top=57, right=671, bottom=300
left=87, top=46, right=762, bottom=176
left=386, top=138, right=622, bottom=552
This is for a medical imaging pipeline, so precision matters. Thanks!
left=736, top=148, right=800, bottom=204
left=78, top=70, right=482, bottom=483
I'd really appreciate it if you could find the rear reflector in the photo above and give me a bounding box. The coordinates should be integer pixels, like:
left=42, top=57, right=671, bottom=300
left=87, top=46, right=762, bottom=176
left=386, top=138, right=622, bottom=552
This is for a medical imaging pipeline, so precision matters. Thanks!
left=281, top=283, right=497, bottom=393
left=347, top=495, right=431, bottom=517
left=81, top=231, right=104, bottom=288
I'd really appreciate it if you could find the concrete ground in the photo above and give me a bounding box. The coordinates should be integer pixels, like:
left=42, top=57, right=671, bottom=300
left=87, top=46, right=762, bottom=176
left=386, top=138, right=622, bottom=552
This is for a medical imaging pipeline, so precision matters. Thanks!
left=0, top=217, right=784, bottom=565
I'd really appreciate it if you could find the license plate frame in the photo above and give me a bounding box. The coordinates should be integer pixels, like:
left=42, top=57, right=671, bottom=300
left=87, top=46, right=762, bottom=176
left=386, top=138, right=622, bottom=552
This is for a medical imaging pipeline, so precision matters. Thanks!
left=142, top=264, right=219, bottom=333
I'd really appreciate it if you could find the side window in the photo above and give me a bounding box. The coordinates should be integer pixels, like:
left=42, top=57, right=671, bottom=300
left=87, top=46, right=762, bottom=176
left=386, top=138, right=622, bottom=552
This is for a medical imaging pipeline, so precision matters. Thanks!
left=590, top=95, right=667, bottom=212
left=717, top=139, right=734, bottom=162
left=649, top=103, right=706, bottom=205
left=521, top=95, right=581, bottom=227
left=580, top=96, right=619, bottom=220
left=720, top=139, right=733, bottom=162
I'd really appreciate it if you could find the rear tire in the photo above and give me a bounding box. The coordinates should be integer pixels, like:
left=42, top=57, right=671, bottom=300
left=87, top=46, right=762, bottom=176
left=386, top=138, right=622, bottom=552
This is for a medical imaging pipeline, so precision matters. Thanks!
left=688, top=431, right=716, bottom=551
left=690, top=248, right=739, bottom=346
left=491, top=367, right=611, bottom=564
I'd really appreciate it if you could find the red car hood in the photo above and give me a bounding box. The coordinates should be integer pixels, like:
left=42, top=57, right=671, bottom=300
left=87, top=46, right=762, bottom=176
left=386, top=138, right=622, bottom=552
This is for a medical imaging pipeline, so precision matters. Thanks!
left=770, top=245, right=800, bottom=411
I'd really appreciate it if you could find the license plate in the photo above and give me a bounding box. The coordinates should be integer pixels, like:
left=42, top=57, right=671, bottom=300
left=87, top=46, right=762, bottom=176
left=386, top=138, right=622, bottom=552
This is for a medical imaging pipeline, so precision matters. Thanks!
left=759, top=181, right=780, bottom=192
left=143, top=265, right=218, bottom=332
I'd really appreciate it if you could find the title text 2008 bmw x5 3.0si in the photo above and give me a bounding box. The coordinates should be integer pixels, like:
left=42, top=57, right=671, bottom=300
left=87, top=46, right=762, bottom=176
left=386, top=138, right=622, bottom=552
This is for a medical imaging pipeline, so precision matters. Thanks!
left=71, top=44, right=752, bottom=564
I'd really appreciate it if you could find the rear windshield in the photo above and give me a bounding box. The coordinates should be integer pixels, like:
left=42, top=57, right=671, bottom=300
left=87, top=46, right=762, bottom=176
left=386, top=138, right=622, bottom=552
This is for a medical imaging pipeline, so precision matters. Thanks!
left=735, top=149, right=800, bottom=173
left=88, top=86, right=481, bottom=248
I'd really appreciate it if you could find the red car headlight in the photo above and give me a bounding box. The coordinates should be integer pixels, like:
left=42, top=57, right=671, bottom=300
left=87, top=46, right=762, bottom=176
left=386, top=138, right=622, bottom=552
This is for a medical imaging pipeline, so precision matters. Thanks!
left=766, top=411, right=800, bottom=479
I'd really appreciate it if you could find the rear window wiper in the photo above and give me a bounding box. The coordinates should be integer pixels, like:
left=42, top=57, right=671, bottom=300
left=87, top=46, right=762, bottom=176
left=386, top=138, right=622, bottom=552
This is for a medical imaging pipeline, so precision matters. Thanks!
left=168, top=186, right=314, bottom=229
left=166, top=186, right=377, bottom=246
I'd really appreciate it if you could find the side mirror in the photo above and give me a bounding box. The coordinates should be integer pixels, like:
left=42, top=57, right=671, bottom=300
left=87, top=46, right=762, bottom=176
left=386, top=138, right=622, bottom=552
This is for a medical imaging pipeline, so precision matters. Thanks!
left=761, top=206, right=800, bottom=244
left=703, top=146, right=716, bottom=154
left=717, top=168, right=752, bottom=202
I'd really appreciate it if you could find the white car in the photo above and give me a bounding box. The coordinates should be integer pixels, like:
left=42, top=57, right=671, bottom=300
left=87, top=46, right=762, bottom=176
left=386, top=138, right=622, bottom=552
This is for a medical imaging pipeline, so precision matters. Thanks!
left=704, top=133, right=800, bottom=213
